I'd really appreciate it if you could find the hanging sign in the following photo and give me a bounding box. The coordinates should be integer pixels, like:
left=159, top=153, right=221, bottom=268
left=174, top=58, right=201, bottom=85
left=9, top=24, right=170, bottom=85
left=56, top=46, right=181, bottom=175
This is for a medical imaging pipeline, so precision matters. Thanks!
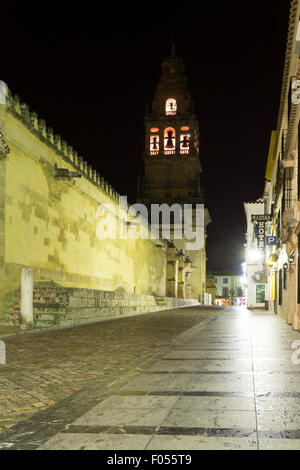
left=257, top=222, right=266, bottom=250
left=251, top=214, right=272, bottom=222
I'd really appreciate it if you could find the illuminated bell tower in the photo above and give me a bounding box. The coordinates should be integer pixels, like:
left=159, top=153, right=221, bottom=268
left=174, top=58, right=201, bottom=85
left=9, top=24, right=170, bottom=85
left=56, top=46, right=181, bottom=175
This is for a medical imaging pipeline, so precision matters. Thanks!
left=138, top=45, right=202, bottom=205
left=138, top=45, right=210, bottom=300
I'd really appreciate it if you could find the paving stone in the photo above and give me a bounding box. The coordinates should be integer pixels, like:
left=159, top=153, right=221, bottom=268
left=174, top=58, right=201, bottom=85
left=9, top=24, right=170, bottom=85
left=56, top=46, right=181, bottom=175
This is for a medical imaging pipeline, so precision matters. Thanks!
left=145, top=435, right=258, bottom=450
left=0, top=306, right=219, bottom=433
left=38, top=433, right=153, bottom=450
left=1, top=306, right=300, bottom=450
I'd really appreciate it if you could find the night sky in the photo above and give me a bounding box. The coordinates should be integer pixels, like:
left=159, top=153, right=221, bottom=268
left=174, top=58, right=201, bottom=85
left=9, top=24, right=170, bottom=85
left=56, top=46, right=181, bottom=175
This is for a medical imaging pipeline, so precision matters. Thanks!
left=2, top=1, right=291, bottom=273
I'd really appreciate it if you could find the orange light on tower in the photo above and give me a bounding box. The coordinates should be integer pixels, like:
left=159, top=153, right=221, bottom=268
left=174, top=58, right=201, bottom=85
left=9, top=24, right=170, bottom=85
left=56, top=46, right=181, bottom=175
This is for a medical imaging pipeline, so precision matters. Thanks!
left=165, top=98, right=177, bottom=115
left=150, top=134, right=159, bottom=155
left=164, top=127, right=176, bottom=154
left=180, top=133, right=190, bottom=154
left=194, top=129, right=199, bottom=153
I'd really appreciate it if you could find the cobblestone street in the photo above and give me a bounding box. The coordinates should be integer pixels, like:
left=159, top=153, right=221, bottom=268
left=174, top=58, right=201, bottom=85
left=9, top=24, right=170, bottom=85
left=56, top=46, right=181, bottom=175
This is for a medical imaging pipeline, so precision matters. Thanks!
left=0, top=306, right=220, bottom=434
left=1, top=306, right=300, bottom=450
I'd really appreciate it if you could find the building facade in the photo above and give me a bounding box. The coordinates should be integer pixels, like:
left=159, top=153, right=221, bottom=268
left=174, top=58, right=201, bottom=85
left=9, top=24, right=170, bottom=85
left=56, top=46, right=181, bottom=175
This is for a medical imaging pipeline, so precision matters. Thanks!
left=213, top=273, right=245, bottom=306
left=263, top=0, right=300, bottom=330
left=137, top=45, right=210, bottom=301
left=206, top=272, right=216, bottom=305
left=244, top=200, right=268, bottom=309
left=244, top=0, right=300, bottom=331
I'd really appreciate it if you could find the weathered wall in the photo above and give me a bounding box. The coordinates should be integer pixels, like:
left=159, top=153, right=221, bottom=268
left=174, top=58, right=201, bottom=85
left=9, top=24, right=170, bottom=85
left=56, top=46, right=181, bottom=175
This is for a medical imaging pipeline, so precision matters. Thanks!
left=5, top=282, right=198, bottom=328
left=0, top=159, right=5, bottom=315
left=0, top=91, right=171, bottom=323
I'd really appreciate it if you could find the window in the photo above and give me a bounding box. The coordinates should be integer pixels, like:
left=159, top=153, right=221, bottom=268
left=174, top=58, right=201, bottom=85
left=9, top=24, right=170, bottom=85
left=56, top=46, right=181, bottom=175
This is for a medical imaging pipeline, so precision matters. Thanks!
left=277, top=211, right=281, bottom=244
left=223, top=278, right=228, bottom=284
left=164, top=127, right=176, bottom=154
left=283, top=266, right=287, bottom=289
left=256, top=284, right=265, bottom=303
left=283, top=167, right=294, bottom=209
left=165, top=98, right=177, bottom=115
left=150, top=135, right=159, bottom=155
left=180, top=133, right=190, bottom=154
left=281, top=129, right=287, bottom=159
left=223, top=287, right=229, bottom=297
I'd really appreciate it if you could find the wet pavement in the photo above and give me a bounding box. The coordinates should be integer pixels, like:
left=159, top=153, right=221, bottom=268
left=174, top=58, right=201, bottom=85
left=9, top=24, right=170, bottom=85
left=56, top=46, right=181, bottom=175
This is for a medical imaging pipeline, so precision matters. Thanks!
left=0, top=306, right=220, bottom=435
left=1, top=306, right=300, bottom=450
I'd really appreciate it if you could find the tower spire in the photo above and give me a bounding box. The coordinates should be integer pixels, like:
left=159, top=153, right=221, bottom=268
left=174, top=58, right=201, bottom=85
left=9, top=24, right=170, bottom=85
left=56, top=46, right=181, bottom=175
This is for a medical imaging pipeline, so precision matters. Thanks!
left=169, top=35, right=176, bottom=56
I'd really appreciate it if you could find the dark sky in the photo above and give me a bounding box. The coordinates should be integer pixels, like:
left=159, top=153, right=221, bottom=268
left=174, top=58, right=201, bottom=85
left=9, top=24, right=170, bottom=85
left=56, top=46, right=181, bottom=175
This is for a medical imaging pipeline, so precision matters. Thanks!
left=2, top=1, right=290, bottom=273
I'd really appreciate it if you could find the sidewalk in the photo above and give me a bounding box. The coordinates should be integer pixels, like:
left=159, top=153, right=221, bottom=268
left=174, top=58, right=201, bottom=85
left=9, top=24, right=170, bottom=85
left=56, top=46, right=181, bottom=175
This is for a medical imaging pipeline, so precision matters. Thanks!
left=1, top=306, right=300, bottom=450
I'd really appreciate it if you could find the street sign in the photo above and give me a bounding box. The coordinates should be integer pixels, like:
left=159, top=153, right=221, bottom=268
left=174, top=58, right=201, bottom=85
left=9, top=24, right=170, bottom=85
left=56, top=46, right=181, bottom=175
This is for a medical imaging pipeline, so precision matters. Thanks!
left=266, top=236, right=276, bottom=245
left=257, top=222, right=265, bottom=249
left=251, top=214, right=272, bottom=222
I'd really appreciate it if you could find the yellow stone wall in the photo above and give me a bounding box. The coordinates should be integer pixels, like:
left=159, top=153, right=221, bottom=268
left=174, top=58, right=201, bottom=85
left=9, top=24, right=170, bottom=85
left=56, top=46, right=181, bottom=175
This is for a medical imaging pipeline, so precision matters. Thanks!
left=0, top=99, right=167, bottom=319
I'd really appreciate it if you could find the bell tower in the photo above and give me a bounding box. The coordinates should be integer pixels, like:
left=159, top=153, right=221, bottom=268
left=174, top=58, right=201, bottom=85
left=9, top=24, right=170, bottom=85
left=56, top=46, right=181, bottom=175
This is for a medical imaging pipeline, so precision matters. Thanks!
left=138, top=44, right=202, bottom=205
left=137, top=45, right=210, bottom=300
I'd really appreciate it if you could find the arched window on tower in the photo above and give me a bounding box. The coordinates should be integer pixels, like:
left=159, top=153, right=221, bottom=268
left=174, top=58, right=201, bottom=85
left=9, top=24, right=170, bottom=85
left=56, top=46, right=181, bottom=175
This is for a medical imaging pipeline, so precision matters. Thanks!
left=180, top=126, right=190, bottom=154
left=165, top=98, right=177, bottom=115
left=164, top=127, right=176, bottom=155
left=150, top=128, right=159, bottom=155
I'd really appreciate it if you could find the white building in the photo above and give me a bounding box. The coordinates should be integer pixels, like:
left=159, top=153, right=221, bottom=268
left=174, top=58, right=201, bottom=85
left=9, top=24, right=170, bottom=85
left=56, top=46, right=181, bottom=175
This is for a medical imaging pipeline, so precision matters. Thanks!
left=214, top=273, right=245, bottom=306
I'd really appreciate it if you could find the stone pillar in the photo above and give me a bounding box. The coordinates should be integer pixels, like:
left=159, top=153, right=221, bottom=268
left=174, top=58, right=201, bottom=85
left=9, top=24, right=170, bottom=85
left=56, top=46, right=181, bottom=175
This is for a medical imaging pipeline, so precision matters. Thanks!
left=185, top=261, right=192, bottom=299
left=20, top=268, right=34, bottom=328
left=0, top=340, right=5, bottom=364
left=166, top=246, right=178, bottom=298
left=177, top=256, right=185, bottom=298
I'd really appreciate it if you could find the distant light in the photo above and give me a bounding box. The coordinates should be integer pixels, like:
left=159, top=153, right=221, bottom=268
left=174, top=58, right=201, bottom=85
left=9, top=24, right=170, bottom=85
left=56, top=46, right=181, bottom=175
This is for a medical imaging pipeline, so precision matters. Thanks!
left=248, top=249, right=263, bottom=262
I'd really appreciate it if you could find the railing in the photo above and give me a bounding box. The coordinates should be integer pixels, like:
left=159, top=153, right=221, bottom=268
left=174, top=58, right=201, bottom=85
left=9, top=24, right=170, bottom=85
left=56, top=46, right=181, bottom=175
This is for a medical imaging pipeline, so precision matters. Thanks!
left=147, top=150, right=191, bottom=157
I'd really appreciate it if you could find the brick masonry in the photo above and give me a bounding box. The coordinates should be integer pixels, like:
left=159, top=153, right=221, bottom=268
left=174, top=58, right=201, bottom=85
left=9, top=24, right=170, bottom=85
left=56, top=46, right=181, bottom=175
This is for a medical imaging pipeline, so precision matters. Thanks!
left=2, top=282, right=198, bottom=328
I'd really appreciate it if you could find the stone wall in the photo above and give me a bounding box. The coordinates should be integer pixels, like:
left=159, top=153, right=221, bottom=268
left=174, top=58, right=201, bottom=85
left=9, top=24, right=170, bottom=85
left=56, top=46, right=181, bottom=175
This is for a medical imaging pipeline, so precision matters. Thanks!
left=0, top=159, right=5, bottom=317
left=3, top=283, right=198, bottom=329
left=0, top=87, right=196, bottom=324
